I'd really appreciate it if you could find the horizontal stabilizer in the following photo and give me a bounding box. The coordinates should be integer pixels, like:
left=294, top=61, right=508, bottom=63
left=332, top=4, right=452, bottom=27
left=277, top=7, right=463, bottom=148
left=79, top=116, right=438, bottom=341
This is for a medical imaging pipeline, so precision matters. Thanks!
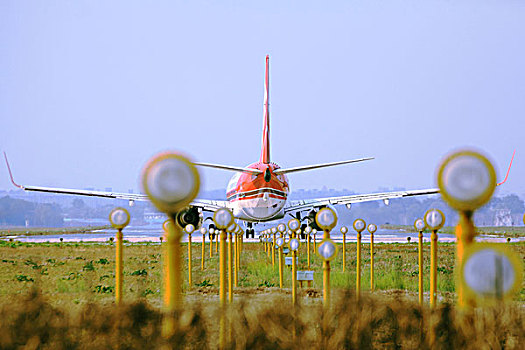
left=193, top=162, right=263, bottom=175
left=273, top=157, right=374, bottom=175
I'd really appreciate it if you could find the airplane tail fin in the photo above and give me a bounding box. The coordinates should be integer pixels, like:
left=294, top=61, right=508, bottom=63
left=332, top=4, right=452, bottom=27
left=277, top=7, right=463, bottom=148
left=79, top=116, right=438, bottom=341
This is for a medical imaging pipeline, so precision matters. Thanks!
left=260, top=55, right=271, bottom=164
left=497, top=149, right=515, bottom=186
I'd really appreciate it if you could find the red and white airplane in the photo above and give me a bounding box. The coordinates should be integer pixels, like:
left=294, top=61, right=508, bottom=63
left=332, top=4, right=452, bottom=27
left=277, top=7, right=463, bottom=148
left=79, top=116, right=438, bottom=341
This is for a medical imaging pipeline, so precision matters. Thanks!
left=4, top=55, right=514, bottom=236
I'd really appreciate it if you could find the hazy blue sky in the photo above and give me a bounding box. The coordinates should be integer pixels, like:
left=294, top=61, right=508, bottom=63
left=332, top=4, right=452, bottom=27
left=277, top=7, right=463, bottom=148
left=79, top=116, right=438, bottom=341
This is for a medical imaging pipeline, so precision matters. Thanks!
left=1, top=1, right=524, bottom=199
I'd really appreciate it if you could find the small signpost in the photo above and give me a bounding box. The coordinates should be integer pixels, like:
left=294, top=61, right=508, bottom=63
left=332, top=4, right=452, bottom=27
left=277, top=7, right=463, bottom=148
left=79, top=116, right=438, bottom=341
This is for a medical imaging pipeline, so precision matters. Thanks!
left=297, top=270, right=314, bottom=288
left=284, top=256, right=298, bottom=266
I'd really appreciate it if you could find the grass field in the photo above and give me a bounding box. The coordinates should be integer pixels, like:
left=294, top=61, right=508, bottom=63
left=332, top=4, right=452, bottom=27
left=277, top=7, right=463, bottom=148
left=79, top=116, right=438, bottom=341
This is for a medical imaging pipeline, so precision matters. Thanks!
left=0, top=237, right=524, bottom=349
left=381, top=224, right=525, bottom=238
left=0, top=238, right=523, bottom=308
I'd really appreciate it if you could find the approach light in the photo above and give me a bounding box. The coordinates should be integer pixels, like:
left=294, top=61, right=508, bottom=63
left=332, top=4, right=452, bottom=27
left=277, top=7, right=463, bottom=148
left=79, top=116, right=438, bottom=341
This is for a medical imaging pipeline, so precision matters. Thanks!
left=438, top=150, right=496, bottom=211
left=424, top=208, right=445, bottom=231
left=367, top=224, right=377, bottom=234
left=414, top=218, right=425, bottom=232
left=185, top=224, right=195, bottom=233
left=317, top=239, right=338, bottom=261
left=316, top=207, right=338, bottom=231
left=142, top=152, right=200, bottom=214
left=209, top=228, right=215, bottom=235
left=277, top=223, right=286, bottom=233
left=353, top=219, right=366, bottom=233
left=289, top=238, right=300, bottom=251
left=109, top=207, right=130, bottom=230
left=200, top=227, right=207, bottom=235
left=271, top=227, right=277, bottom=234
left=213, top=208, right=234, bottom=230
left=276, top=237, right=284, bottom=248
left=305, top=226, right=312, bottom=234
left=340, top=226, right=348, bottom=234
left=346, top=203, right=352, bottom=210
left=288, top=219, right=300, bottom=231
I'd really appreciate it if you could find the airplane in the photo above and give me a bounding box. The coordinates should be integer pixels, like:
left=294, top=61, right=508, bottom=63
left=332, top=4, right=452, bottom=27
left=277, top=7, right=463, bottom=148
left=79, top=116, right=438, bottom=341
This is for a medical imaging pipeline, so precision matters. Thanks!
left=3, top=55, right=515, bottom=237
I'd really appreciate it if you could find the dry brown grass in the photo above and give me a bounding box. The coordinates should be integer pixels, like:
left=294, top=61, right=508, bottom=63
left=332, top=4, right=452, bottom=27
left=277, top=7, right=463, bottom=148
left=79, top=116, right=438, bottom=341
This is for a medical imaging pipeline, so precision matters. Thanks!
left=0, top=288, right=523, bottom=349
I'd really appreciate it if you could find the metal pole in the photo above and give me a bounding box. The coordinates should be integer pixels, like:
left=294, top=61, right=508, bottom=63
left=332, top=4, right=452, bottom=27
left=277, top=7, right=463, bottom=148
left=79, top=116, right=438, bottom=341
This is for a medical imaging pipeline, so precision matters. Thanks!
left=219, top=230, right=226, bottom=305
left=188, top=233, right=192, bottom=287
left=356, top=232, right=362, bottom=297
left=279, top=233, right=284, bottom=288
left=234, top=233, right=238, bottom=287
left=228, top=232, right=233, bottom=303
left=162, top=217, right=183, bottom=338
left=201, top=233, right=205, bottom=270
left=209, top=234, right=213, bottom=258
left=292, top=232, right=297, bottom=305
left=430, top=230, right=438, bottom=308
left=323, top=229, right=330, bottom=308
left=272, top=233, right=276, bottom=267
left=115, top=228, right=123, bottom=304
left=342, top=233, right=346, bottom=272
left=457, top=212, right=476, bottom=307
left=370, top=233, right=374, bottom=291
left=307, top=233, right=310, bottom=269
left=418, top=231, right=423, bottom=305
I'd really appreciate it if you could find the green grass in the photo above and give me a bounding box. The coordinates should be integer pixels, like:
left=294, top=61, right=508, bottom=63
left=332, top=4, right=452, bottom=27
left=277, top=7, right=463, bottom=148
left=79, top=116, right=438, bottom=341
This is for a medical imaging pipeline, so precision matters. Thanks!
left=0, top=239, right=523, bottom=309
left=381, top=224, right=525, bottom=238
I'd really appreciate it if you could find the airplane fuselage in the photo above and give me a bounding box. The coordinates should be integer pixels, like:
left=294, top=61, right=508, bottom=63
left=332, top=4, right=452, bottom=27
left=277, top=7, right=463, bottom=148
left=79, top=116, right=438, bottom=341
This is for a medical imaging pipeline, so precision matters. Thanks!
left=226, top=162, right=289, bottom=222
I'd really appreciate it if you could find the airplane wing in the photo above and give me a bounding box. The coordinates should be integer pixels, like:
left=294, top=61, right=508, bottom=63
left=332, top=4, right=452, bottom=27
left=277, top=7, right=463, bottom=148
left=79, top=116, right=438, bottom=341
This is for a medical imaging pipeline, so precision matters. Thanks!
left=284, top=188, right=440, bottom=214
left=3, top=152, right=228, bottom=212
left=284, top=150, right=515, bottom=214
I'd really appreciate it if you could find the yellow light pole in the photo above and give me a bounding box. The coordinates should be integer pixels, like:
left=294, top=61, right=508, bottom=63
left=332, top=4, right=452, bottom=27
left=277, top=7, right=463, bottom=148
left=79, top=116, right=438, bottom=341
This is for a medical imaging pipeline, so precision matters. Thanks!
left=213, top=208, right=234, bottom=305
left=437, top=150, right=497, bottom=308
left=312, top=229, right=317, bottom=252
left=227, top=223, right=235, bottom=304
left=185, top=224, right=195, bottom=287
left=209, top=228, right=214, bottom=258
left=316, top=208, right=338, bottom=309
left=353, top=219, right=366, bottom=297
left=215, top=230, right=219, bottom=254
left=109, top=207, right=130, bottom=305
left=414, top=218, right=426, bottom=305
left=213, top=208, right=234, bottom=349
left=305, top=226, right=312, bottom=269
left=271, top=227, right=278, bottom=268
left=340, top=226, right=348, bottom=272
left=288, top=219, right=301, bottom=305
left=424, top=208, right=445, bottom=308
left=200, top=227, right=207, bottom=271
left=141, top=151, right=200, bottom=338
left=277, top=223, right=286, bottom=288
left=235, top=227, right=242, bottom=288
left=367, top=224, right=377, bottom=291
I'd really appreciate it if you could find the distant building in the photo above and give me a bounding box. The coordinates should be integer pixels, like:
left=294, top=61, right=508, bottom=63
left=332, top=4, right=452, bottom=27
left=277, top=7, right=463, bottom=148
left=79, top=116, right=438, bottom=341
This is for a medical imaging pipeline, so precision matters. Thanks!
left=494, top=209, right=512, bottom=226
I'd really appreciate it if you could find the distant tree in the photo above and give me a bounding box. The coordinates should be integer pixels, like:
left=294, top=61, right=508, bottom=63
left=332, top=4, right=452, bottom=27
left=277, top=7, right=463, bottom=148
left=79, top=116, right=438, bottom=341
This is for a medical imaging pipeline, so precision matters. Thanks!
left=0, top=196, right=35, bottom=225
left=72, top=198, right=86, bottom=209
left=32, top=203, right=63, bottom=227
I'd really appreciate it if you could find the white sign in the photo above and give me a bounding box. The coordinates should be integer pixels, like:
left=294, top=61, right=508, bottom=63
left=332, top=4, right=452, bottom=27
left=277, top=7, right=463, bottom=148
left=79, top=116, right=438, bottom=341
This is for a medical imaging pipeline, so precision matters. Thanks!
left=297, top=271, right=314, bottom=281
left=284, top=257, right=298, bottom=266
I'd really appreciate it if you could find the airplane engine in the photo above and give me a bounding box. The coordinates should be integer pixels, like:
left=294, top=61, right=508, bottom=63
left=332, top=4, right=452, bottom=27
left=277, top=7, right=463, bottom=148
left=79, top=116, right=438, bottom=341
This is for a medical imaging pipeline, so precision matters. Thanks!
left=176, top=206, right=203, bottom=230
left=305, top=204, right=339, bottom=231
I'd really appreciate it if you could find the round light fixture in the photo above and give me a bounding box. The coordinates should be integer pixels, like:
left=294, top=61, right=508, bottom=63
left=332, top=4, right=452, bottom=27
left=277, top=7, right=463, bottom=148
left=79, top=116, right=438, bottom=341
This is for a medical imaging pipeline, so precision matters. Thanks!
left=353, top=219, right=366, bottom=233
left=142, top=152, right=200, bottom=214
left=315, top=207, right=338, bottom=230
left=109, top=207, right=130, bottom=230
left=438, top=150, right=496, bottom=211
left=424, top=208, right=445, bottom=231
left=213, top=208, right=234, bottom=230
